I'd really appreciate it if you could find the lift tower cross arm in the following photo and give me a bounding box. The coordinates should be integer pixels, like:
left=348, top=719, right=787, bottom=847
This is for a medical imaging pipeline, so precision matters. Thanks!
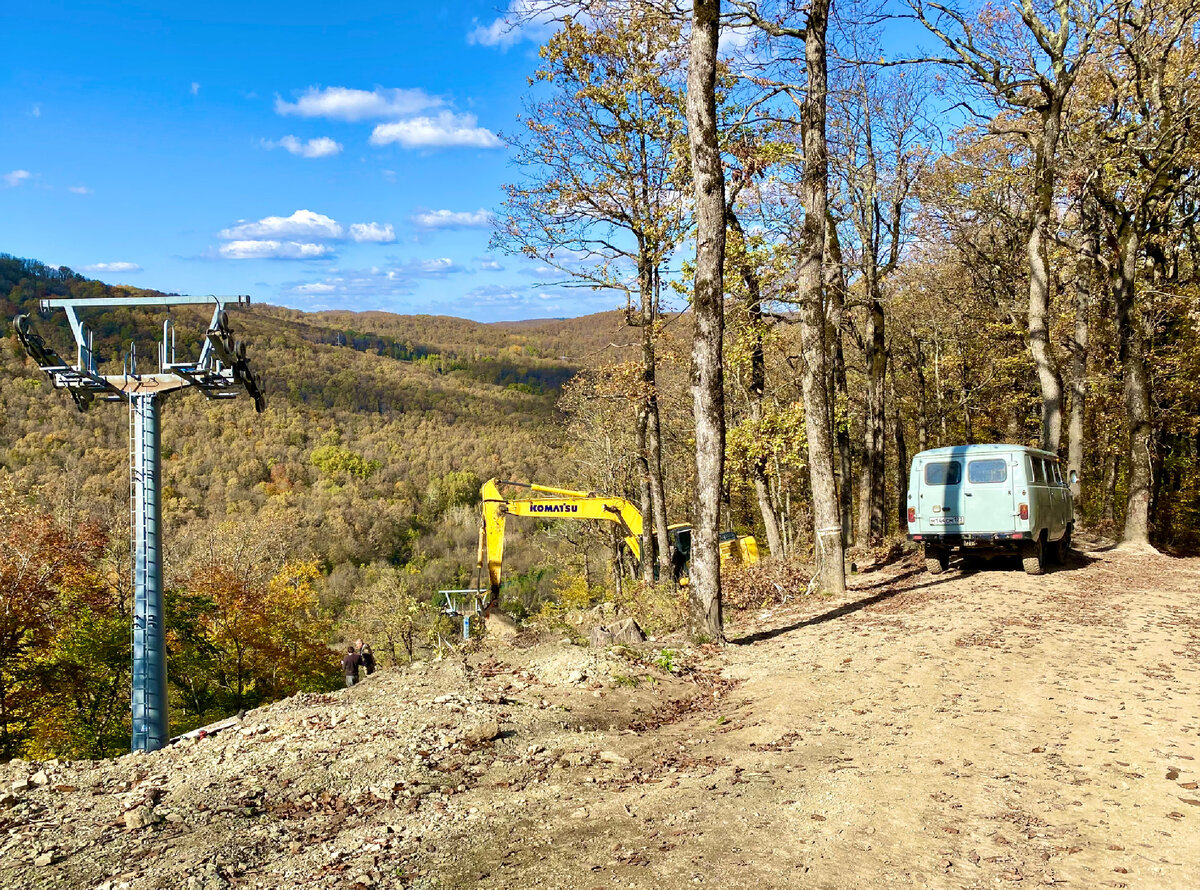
left=13, top=293, right=266, bottom=752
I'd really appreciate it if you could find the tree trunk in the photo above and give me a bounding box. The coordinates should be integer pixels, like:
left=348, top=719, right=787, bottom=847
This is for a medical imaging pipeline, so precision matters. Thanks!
left=1067, top=211, right=1095, bottom=500
left=646, top=397, right=672, bottom=577
left=825, top=219, right=854, bottom=548
left=914, top=339, right=929, bottom=452
left=892, top=371, right=908, bottom=530
left=1112, top=220, right=1153, bottom=547
left=638, top=263, right=672, bottom=579
left=634, top=405, right=654, bottom=579
left=1028, top=104, right=1065, bottom=453
left=685, top=0, right=725, bottom=640
left=797, top=0, right=844, bottom=595
left=1101, top=444, right=1118, bottom=523
left=861, top=275, right=887, bottom=545
left=731, top=210, right=784, bottom=557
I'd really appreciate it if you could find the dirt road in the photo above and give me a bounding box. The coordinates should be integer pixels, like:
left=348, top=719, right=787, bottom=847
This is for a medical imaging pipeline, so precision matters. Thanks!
left=3, top=546, right=1197, bottom=890
left=443, top=546, right=1200, bottom=890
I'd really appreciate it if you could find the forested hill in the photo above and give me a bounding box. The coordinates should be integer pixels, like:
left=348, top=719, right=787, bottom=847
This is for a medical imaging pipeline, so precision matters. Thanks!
left=1, top=253, right=640, bottom=532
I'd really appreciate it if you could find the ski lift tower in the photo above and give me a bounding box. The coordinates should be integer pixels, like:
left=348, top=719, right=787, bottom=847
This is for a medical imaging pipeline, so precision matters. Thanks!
left=14, top=295, right=266, bottom=752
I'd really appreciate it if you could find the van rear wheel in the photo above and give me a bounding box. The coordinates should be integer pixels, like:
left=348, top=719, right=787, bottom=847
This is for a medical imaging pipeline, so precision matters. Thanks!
left=924, top=545, right=949, bottom=575
left=1021, top=538, right=1045, bottom=575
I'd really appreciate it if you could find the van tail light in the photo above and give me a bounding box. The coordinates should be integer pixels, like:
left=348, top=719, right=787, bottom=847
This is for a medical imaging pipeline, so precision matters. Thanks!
left=1019, top=503, right=1029, bottom=520
left=907, top=507, right=916, bottom=524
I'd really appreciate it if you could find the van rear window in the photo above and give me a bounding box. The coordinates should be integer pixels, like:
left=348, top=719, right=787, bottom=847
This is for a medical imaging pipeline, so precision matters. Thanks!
left=968, top=458, right=1008, bottom=483
left=924, top=461, right=962, bottom=485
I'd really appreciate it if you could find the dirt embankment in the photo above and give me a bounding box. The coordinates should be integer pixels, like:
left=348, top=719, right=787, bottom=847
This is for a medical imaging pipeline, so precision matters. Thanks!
left=3, top=546, right=1198, bottom=890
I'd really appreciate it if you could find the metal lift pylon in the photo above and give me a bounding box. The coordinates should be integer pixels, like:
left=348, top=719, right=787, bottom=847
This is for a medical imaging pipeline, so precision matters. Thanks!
left=14, top=295, right=266, bottom=752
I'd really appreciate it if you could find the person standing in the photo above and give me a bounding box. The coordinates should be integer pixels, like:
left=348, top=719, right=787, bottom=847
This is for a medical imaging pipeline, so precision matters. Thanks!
left=342, top=645, right=361, bottom=687
left=360, top=643, right=376, bottom=676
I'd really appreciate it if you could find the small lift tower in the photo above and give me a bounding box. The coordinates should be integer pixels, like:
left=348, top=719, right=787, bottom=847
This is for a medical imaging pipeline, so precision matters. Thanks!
left=14, top=295, right=266, bottom=752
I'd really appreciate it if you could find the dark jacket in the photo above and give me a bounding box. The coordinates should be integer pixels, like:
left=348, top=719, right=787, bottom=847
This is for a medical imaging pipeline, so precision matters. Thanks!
left=342, top=651, right=361, bottom=676
left=360, top=647, right=376, bottom=674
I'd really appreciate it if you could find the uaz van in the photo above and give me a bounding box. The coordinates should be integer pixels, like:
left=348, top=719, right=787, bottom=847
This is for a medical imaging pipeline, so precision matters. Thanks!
left=907, top=444, right=1075, bottom=575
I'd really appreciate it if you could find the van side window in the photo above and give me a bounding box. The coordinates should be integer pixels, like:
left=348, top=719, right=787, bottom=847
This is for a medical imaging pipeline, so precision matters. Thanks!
left=924, top=461, right=962, bottom=485
left=1031, top=457, right=1046, bottom=484
left=968, top=458, right=1008, bottom=483
left=1051, top=462, right=1063, bottom=485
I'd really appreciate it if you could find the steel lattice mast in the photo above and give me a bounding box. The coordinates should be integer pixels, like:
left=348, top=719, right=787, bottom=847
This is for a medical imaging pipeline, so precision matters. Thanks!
left=14, top=295, right=265, bottom=752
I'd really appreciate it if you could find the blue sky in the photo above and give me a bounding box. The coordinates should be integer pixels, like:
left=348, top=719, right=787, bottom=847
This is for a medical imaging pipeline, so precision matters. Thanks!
left=0, top=1, right=620, bottom=322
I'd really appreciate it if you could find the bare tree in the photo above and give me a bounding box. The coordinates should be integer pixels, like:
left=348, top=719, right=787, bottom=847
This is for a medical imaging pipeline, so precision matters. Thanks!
left=733, top=0, right=846, bottom=593
left=1075, top=0, right=1200, bottom=545
left=686, top=0, right=728, bottom=639
left=494, top=6, right=689, bottom=577
left=906, top=0, right=1111, bottom=453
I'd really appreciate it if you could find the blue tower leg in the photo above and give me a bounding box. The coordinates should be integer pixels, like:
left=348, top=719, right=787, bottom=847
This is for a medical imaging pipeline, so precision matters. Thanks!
left=130, top=392, right=168, bottom=752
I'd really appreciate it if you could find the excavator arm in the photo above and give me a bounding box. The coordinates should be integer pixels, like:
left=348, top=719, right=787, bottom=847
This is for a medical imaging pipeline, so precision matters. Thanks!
left=475, top=477, right=759, bottom=612
left=478, top=478, right=645, bottom=608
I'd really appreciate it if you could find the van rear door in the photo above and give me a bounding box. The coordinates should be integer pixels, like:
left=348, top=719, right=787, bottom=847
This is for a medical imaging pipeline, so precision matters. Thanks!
left=915, top=456, right=965, bottom=535
left=960, top=454, right=1017, bottom=535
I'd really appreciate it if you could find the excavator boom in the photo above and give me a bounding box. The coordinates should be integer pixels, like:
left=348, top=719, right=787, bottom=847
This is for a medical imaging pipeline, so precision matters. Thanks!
left=476, top=477, right=758, bottom=610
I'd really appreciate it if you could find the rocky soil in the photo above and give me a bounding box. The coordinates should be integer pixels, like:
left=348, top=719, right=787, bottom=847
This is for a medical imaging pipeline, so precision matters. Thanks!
left=3, top=545, right=1198, bottom=890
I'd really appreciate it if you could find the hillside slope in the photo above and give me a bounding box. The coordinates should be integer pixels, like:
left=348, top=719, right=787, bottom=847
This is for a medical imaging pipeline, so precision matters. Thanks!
left=4, top=546, right=1198, bottom=890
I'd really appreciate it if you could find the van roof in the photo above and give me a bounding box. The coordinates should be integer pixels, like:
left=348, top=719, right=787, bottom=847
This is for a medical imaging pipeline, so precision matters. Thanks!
left=913, top=443, right=1059, bottom=460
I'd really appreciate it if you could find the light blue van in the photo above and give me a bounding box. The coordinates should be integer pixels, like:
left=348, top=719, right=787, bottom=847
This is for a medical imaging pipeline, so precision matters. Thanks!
left=907, top=444, right=1075, bottom=575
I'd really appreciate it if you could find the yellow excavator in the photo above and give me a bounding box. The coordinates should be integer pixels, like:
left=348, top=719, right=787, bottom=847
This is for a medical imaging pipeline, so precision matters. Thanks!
left=475, top=478, right=758, bottom=608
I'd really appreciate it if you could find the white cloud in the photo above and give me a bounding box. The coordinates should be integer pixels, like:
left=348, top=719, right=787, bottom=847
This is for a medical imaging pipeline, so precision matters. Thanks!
left=369, top=112, right=502, bottom=149
left=417, top=258, right=460, bottom=274
left=262, top=135, right=344, bottom=158
left=282, top=257, right=464, bottom=297
left=477, top=258, right=504, bottom=271
left=69, top=185, right=93, bottom=195
left=468, top=1, right=571, bottom=49
left=190, top=82, right=201, bottom=96
left=276, top=86, right=442, bottom=122
left=219, top=209, right=344, bottom=240
left=82, top=262, right=142, bottom=273
left=30, top=104, right=41, bottom=118
left=413, top=208, right=495, bottom=230
left=466, top=284, right=524, bottom=304
left=3, top=170, right=32, bottom=188
left=219, top=240, right=333, bottom=260
left=349, top=222, right=396, bottom=243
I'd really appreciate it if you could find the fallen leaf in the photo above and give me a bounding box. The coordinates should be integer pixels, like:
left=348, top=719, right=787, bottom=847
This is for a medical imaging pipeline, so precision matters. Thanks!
left=1166, top=768, right=1180, bottom=780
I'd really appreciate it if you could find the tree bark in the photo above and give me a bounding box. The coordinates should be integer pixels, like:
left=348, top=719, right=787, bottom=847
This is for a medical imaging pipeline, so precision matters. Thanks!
left=1067, top=209, right=1096, bottom=500
left=730, top=210, right=784, bottom=557
left=634, top=405, right=654, bottom=579
left=797, top=0, right=845, bottom=595
left=685, top=0, right=726, bottom=640
left=824, top=219, right=854, bottom=548
left=1112, top=219, right=1153, bottom=546
left=892, top=371, right=909, bottom=530
left=859, top=276, right=887, bottom=545
left=646, top=397, right=672, bottom=576
left=1028, top=102, right=1066, bottom=453
left=914, top=338, right=929, bottom=452
left=638, top=257, right=673, bottom=579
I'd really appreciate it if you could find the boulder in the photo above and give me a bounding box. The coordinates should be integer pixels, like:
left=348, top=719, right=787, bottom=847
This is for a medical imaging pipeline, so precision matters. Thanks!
left=465, top=720, right=501, bottom=744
